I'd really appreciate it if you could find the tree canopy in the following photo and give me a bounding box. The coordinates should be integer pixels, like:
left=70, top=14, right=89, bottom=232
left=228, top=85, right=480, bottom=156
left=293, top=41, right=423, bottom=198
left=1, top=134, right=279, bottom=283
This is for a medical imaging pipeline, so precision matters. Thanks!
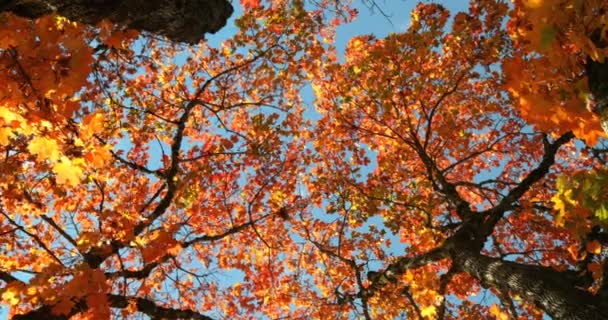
left=0, top=0, right=608, bottom=319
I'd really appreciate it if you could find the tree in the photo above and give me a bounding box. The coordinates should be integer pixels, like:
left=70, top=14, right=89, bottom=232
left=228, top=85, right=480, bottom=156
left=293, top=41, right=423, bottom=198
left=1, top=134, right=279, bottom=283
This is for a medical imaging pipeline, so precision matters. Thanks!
left=0, top=0, right=607, bottom=319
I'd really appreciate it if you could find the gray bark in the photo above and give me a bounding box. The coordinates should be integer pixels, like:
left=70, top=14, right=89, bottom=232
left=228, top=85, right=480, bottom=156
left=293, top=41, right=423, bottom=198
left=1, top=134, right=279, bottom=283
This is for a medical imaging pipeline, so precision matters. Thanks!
left=451, top=243, right=608, bottom=320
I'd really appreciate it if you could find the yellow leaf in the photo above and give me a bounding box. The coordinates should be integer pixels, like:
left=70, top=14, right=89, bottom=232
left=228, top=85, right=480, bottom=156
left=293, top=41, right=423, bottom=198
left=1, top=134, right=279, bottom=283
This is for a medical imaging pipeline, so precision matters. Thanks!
left=270, top=190, right=287, bottom=207
left=411, top=12, right=420, bottom=23
left=53, top=156, right=84, bottom=186
left=0, top=107, right=23, bottom=124
left=489, top=304, right=509, bottom=320
left=2, top=286, right=20, bottom=306
left=28, top=137, right=61, bottom=162
left=26, top=287, right=37, bottom=296
left=311, top=84, right=323, bottom=99
left=403, top=270, right=414, bottom=282
left=77, top=231, right=102, bottom=250
left=0, top=127, right=13, bottom=145
left=420, top=305, right=436, bottom=319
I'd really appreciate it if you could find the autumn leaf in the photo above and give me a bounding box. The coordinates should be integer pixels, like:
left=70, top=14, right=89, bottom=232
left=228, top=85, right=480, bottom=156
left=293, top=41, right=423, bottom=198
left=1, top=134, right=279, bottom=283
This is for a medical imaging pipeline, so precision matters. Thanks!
left=241, top=0, right=261, bottom=9
left=84, top=145, right=112, bottom=169
left=586, top=240, right=602, bottom=255
left=588, top=262, right=603, bottom=281
left=53, top=156, right=84, bottom=186
left=28, top=137, right=62, bottom=163
left=0, top=127, right=14, bottom=145
left=51, top=298, right=75, bottom=316
left=77, top=231, right=103, bottom=250
left=505, top=0, right=608, bottom=142
left=1, top=285, right=21, bottom=306
left=420, top=305, right=436, bottom=319
left=80, top=112, right=105, bottom=140
left=489, top=304, right=509, bottom=320
left=0, top=107, right=24, bottom=125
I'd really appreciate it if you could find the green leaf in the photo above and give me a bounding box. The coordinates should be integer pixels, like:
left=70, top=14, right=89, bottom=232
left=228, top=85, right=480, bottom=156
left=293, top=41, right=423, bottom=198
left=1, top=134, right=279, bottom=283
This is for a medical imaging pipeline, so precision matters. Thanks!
left=595, top=204, right=608, bottom=221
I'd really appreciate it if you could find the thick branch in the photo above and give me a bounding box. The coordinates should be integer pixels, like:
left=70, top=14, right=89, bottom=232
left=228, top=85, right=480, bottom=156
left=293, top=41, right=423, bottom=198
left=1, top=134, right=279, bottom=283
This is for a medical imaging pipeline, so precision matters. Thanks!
left=452, top=246, right=608, bottom=320
left=361, top=247, right=448, bottom=298
left=410, top=134, right=472, bottom=218
left=0, top=270, right=20, bottom=283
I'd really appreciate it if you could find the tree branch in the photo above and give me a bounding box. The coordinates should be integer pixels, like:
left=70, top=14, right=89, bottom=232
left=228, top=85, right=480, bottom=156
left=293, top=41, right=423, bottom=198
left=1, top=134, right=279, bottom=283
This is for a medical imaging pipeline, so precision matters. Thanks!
left=479, top=132, right=574, bottom=238
left=0, top=270, right=21, bottom=284
left=361, top=247, right=448, bottom=299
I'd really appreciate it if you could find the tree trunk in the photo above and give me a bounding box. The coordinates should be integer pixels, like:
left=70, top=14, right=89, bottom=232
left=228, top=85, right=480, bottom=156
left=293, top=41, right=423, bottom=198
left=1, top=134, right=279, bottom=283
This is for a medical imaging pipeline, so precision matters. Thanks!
left=1, top=0, right=233, bottom=43
left=453, top=246, right=608, bottom=320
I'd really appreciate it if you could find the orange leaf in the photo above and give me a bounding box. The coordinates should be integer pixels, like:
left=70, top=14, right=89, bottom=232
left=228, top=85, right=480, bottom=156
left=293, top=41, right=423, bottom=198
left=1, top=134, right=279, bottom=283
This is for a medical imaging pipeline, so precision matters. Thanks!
left=52, top=298, right=75, bottom=316
left=241, top=0, right=261, bottom=9
left=588, top=262, right=603, bottom=281
left=80, top=112, right=105, bottom=140
left=586, top=240, right=602, bottom=255
left=489, top=304, right=509, bottom=320
left=568, top=244, right=584, bottom=261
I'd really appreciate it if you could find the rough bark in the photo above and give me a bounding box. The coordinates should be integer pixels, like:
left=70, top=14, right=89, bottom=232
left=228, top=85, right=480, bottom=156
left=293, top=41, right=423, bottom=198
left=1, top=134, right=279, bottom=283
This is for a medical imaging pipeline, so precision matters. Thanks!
left=1, top=0, right=233, bottom=43
left=451, top=244, right=608, bottom=320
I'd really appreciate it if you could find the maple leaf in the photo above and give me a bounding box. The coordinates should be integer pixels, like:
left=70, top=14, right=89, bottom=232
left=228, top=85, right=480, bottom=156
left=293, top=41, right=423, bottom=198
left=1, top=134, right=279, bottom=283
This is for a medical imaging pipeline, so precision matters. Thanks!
left=0, top=107, right=24, bottom=125
left=0, top=127, right=13, bottom=145
left=53, top=156, right=84, bottom=186
left=241, top=0, right=261, bottom=9
left=84, top=145, right=112, bottom=169
left=1, top=286, right=21, bottom=306
left=420, top=305, right=436, bottom=319
left=505, top=0, right=608, bottom=142
left=80, top=112, right=105, bottom=140
left=28, top=137, right=61, bottom=162
left=489, top=304, right=509, bottom=320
